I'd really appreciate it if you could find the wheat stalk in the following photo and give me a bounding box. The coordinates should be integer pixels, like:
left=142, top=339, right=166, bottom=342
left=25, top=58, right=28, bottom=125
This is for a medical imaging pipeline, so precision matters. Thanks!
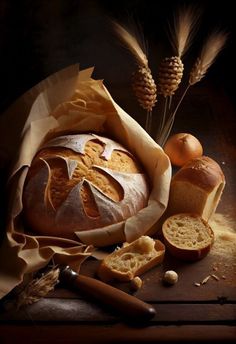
left=113, top=20, right=157, bottom=133
left=189, top=31, right=228, bottom=85
left=16, top=267, right=60, bottom=309
left=158, top=30, right=227, bottom=146
left=156, top=6, right=199, bottom=143
left=158, top=6, right=199, bottom=99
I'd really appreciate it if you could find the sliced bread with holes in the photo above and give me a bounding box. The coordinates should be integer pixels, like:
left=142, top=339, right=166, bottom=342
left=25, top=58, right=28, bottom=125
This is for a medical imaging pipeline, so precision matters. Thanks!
left=98, top=236, right=165, bottom=282
left=162, top=213, right=214, bottom=261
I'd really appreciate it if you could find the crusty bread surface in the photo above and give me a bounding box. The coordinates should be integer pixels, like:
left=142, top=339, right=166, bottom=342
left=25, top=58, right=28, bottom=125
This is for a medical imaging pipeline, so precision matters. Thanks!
left=29, top=140, right=140, bottom=212
left=167, top=156, right=225, bottom=221
left=162, top=213, right=214, bottom=261
left=23, top=134, right=149, bottom=240
left=98, top=236, right=165, bottom=282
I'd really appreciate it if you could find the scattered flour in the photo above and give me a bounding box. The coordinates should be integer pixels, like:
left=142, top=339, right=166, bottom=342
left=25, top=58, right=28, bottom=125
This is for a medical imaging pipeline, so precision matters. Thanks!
left=209, top=213, right=236, bottom=258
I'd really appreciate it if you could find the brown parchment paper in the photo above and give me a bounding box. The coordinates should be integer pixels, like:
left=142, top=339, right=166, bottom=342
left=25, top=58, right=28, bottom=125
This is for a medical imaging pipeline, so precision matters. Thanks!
left=0, top=65, right=171, bottom=299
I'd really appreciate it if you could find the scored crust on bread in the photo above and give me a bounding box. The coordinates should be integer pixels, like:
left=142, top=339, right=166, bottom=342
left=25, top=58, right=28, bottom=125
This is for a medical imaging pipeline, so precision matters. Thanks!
left=23, top=133, right=149, bottom=240
left=167, top=156, right=225, bottom=221
left=98, top=236, right=165, bottom=282
left=162, top=213, right=214, bottom=261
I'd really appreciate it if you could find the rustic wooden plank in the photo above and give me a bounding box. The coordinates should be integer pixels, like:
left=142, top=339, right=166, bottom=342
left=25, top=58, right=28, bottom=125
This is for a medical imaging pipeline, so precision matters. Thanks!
left=135, top=253, right=236, bottom=302
left=0, top=324, right=236, bottom=343
left=0, top=298, right=235, bottom=323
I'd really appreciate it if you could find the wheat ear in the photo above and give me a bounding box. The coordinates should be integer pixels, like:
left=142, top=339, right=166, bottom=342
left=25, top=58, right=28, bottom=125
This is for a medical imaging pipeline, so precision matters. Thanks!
left=156, top=6, right=200, bottom=144
left=158, top=6, right=199, bottom=98
left=189, top=31, right=227, bottom=85
left=158, top=30, right=227, bottom=147
left=16, top=267, right=60, bottom=309
left=113, top=21, right=157, bottom=132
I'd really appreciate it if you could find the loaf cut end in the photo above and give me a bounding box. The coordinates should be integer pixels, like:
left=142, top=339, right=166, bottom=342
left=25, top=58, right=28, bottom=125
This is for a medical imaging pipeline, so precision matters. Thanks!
left=162, top=213, right=214, bottom=261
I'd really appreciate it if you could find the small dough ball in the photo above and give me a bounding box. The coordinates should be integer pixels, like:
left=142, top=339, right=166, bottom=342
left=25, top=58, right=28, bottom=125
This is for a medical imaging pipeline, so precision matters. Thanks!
left=163, top=270, right=178, bottom=285
left=130, top=276, right=143, bottom=291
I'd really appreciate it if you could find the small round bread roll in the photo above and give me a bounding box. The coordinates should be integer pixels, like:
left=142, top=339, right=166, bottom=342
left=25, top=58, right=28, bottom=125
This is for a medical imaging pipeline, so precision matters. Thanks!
left=162, top=213, right=214, bottom=261
left=23, top=133, right=149, bottom=241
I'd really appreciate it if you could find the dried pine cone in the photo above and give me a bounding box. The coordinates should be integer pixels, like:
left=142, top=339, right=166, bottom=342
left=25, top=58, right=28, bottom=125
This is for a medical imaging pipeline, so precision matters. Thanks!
left=158, top=56, right=184, bottom=97
left=132, top=66, right=157, bottom=111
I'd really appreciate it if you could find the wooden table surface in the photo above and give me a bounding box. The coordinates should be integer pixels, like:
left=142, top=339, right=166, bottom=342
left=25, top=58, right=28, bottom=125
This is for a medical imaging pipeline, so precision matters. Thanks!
left=0, top=82, right=236, bottom=344
left=0, top=1, right=236, bottom=342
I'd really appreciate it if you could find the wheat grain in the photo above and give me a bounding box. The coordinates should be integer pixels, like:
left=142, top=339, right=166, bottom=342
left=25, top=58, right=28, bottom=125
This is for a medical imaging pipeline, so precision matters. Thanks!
left=201, top=275, right=211, bottom=285
left=194, top=282, right=201, bottom=287
left=211, top=274, right=220, bottom=281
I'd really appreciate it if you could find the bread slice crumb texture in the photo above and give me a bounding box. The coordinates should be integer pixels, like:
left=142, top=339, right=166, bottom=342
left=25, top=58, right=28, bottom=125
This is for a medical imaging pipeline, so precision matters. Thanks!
left=164, top=214, right=213, bottom=250
left=106, top=236, right=156, bottom=273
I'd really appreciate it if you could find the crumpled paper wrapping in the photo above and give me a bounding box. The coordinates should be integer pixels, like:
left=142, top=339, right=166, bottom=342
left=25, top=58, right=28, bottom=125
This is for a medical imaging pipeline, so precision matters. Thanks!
left=0, top=65, right=171, bottom=299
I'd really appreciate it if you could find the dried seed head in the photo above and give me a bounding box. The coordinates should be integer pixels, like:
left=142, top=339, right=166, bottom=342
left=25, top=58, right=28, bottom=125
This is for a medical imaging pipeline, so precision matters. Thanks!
left=16, top=268, right=60, bottom=309
left=132, top=65, right=157, bottom=111
left=158, top=56, right=184, bottom=97
left=189, top=31, right=227, bottom=86
left=189, top=57, right=204, bottom=85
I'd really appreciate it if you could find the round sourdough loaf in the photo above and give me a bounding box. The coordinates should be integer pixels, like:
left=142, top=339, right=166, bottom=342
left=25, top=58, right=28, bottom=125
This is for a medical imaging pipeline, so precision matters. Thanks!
left=162, top=213, right=214, bottom=261
left=22, top=133, right=149, bottom=240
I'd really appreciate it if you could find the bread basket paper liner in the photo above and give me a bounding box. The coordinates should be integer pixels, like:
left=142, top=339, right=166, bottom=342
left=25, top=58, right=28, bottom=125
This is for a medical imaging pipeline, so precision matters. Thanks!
left=0, top=65, right=171, bottom=298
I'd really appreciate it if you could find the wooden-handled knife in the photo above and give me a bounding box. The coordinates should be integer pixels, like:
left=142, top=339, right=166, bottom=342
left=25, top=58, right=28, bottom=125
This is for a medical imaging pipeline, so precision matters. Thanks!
left=59, top=265, right=156, bottom=321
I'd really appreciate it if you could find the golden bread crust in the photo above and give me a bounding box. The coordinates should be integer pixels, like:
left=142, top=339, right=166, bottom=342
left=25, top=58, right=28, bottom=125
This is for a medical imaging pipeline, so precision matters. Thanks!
left=23, top=134, right=149, bottom=239
left=172, top=156, right=225, bottom=192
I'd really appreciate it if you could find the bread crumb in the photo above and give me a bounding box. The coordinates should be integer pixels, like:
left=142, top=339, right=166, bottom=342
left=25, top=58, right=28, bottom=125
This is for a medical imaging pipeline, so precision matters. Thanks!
left=163, top=270, right=178, bottom=285
left=211, top=274, right=220, bottom=281
left=201, top=275, right=211, bottom=285
left=130, top=277, right=143, bottom=291
left=222, top=275, right=226, bottom=279
left=194, top=282, right=201, bottom=287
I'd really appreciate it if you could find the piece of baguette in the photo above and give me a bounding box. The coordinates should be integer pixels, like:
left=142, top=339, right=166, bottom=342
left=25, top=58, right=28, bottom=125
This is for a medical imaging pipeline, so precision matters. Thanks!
left=98, top=236, right=165, bottom=282
left=162, top=213, right=214, bottom=261
left=167, top=156, right=225, bottom=221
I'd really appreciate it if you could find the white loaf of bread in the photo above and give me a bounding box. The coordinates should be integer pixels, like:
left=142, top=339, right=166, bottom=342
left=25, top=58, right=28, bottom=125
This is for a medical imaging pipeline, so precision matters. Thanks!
left=167, top=156, right=225, bottom=221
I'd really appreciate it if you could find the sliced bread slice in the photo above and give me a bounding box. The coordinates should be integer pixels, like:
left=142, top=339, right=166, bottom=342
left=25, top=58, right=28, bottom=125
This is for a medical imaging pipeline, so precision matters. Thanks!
left=98, top=236, right=165, bottom=282
left=162, top=213, right=214, bottom=261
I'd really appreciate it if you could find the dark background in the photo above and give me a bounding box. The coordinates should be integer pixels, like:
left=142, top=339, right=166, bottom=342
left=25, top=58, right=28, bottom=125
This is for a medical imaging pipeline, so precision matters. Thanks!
left=0, top=0, right=235, bottom=115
